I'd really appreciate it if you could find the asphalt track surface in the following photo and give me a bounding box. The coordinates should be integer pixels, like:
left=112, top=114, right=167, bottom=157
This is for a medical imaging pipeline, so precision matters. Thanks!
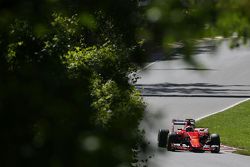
left=136, top=40, right=250, bottom=167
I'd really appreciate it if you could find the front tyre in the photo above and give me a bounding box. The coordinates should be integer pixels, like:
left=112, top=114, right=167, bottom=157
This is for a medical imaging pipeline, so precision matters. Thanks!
left=158, top=129, right=169, bottom=148
left=167, top=132, right=178, bottom=151
left=210, top=134, right=220, bottom=153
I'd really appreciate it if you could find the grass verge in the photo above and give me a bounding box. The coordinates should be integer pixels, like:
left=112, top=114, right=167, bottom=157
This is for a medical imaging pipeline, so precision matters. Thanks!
left=196, top=99, right=250, bottom=156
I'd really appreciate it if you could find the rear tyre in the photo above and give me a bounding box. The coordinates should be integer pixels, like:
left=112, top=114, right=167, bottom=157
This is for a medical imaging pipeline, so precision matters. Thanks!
left=167, top=132, right=178, bottom=151
left=210, top=134, right=220, bottom=153
left=158, top=129, right=169, bottom=148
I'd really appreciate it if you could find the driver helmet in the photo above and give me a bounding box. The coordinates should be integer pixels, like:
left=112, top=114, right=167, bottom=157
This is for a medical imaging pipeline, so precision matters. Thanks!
left=185, top=120, right=192, bottom=126
left=185, top=125, right=194, bottom=132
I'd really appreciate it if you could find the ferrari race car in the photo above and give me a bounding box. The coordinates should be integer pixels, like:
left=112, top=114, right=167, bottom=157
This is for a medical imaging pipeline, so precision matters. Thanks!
left=158, top=119, right=220, bottom=153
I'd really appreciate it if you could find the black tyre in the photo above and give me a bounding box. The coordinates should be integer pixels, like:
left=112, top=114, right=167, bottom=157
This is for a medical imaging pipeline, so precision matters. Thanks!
left=167, top=132, right=178, bottom=151
left=210, top=134, right=220, bottom=153
left=158, top=129, right=169, bottom=148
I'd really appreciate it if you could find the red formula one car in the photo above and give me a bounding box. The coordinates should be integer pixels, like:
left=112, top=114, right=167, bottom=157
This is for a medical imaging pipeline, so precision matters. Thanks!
left=158, top=119, right=220, bottom=153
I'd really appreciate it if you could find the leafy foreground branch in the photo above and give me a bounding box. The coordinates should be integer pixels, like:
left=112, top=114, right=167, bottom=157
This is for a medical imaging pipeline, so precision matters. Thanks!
left=0, top=13, right=145, bottom=167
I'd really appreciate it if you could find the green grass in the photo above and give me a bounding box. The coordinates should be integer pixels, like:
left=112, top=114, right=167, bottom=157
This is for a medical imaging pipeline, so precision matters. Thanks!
left=196, top=99, right=250, bottom=156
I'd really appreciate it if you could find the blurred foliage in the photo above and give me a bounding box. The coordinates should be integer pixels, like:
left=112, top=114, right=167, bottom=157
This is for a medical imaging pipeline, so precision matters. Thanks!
left=0, top=1, right=145, bottom=167
left=1, top=0, right=250, bottom=167
left=141, top=0, right=250, bottom=61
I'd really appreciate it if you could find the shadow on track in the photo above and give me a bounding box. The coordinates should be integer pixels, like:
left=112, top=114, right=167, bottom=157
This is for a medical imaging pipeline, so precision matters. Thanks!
left=136, top=82, right=250, bottom=98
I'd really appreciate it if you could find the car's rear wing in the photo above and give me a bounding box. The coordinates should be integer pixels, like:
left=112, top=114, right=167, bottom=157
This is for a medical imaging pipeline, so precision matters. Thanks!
left=171, top=119, right=195, bottom=131
left=172, top=119, right=195, bottom=125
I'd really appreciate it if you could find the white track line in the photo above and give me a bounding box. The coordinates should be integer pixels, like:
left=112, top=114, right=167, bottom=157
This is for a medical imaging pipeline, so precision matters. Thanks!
left=137, top=61, right=158, bottom=73
left=196, top=98, right=250, bottom=121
